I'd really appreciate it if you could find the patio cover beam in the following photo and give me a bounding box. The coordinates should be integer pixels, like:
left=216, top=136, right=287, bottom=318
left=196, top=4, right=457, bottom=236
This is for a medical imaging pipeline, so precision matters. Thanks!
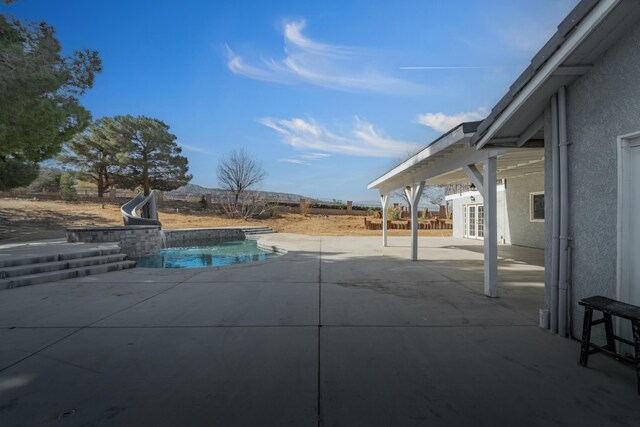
left=462, top=165, right=484, bottom=194
left=375, top=147, right=505, bottom=195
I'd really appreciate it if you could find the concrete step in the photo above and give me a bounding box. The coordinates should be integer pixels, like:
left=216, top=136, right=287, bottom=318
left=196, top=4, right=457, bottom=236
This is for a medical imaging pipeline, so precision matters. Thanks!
left=0, top=253, right=128, bottom=279
left=0, top=260, right=137, bottom=290
left=242, top=227, right=276, bottom=235
left=0, top=246, right=122, bottom=268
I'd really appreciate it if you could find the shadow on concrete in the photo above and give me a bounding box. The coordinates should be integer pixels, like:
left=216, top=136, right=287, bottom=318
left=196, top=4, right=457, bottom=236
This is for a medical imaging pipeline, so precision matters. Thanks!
left=1, top=235, right=636, bottom=426
left=443, top=244, right=545, bottom=267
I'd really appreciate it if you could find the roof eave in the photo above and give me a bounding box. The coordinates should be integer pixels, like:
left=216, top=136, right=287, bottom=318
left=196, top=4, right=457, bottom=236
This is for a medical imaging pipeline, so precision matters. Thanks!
left=368, top=125, right=475, bottom=190
left=471, top=0, right=620, bottom=148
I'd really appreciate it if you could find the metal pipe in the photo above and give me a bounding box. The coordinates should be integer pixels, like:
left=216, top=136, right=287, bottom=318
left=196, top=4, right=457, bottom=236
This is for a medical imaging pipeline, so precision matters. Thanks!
left=558, top=86, right=569, bottom=338
left=550, top=94, right=560, bottom=334
left=567, top=244, right=573, bottom=337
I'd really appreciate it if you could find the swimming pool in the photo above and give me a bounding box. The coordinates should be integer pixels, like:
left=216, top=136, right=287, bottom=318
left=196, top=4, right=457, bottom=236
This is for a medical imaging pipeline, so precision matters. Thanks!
left=136, top=239, right=281, bottom=269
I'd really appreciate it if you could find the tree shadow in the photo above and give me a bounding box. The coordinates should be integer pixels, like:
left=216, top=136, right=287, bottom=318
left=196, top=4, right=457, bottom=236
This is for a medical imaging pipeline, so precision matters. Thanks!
left=0, top=207, right=115, bottom=243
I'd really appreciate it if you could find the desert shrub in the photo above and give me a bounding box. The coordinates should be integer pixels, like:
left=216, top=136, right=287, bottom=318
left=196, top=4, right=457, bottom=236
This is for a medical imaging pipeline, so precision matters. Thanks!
left=198, top=195, right=207, bottom=209
left=309, top=201, right=347, bottom=210
left=388, top=206, right=402, bottom=220
left=218, top=191, right=266, bottom=219
left=265, top=203, right=281, bottom=218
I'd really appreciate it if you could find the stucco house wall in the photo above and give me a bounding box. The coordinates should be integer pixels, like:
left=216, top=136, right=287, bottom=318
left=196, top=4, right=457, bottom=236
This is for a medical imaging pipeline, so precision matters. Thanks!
left=504, top=175, right=545, bottom=249
left=544, top=23, right=640, bottom=337
left=451, top=196, right=468, bottom=238
left=449, top=177, right=544, bottom=249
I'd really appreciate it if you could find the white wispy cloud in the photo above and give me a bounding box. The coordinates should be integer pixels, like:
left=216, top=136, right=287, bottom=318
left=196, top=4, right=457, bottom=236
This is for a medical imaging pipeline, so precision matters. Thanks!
left=300, top=152, right=330, bottom=159
left=226, top=19, right=424, bottom=94
left=400, top=66, right=519, bottom=70
left=180, top=143, right=212, bottom=154
left=278, top=152, right=331, bottom=166
left=279, top=158, right=309, bottom=165
left=260, top=116, right=420, bottom=158
left=416, top=108, right=488, bottom=133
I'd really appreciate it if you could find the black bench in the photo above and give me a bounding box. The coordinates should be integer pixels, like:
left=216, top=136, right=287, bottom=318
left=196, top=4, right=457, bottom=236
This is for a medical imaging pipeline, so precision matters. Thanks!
left=578, top=296, right=640, bottom=394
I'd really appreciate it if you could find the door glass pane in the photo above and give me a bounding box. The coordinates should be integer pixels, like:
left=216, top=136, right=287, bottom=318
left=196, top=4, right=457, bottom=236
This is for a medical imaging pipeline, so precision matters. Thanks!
left=477, top=205, right=484, bottom=238
left=463, top=205, right=467, bottom=237
left=469, top=206, right=476, bottom=237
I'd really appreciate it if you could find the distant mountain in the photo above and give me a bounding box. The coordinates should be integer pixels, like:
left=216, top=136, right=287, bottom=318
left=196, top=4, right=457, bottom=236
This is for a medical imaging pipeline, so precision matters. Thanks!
left=167, top=184, right=312, bottom=204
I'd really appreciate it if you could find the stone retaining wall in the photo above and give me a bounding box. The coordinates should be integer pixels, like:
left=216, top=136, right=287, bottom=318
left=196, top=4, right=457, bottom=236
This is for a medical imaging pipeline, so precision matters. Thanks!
left=163, top=228, right=245, bottom=248
left=66, top=226, right=250, bottom=259
left=67, top=226, right=162, bottom=259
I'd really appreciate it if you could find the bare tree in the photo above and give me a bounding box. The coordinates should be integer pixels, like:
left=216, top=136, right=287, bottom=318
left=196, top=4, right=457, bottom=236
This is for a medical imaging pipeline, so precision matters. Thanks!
left=217, top=149, right=267, bottom=219
left=393, top=185, right=444, bottom=212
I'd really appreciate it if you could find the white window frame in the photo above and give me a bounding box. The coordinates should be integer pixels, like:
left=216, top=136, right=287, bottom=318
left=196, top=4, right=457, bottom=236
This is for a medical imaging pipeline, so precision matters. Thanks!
left=617, top=131, right=640, bottom=303
left=529, top=191, right=545, bottom=222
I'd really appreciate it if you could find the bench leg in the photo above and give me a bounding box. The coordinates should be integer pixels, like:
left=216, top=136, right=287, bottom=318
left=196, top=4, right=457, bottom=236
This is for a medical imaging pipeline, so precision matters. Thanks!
left=604, top=313, right=616, bottom=352
left=633, top=320, right=640, bottom=395
left=580, top=308, right=593, bottom=366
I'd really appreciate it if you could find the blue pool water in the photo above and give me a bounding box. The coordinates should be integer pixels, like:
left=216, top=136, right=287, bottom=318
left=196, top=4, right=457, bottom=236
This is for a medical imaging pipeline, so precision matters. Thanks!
left=136, top=239, right=280, bottom=269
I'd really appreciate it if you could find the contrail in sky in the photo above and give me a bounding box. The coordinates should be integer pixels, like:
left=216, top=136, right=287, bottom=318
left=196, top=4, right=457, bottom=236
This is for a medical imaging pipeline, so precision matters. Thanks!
left=400, top=66, right=522, bottom=70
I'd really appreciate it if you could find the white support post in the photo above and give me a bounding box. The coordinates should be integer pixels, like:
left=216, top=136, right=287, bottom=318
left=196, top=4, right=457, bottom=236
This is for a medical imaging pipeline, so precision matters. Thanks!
left=405, top=182, right=425, bottom=261
left=483, top=156, right=498, bottom=297
left=380, top=193, right=390, bottom=247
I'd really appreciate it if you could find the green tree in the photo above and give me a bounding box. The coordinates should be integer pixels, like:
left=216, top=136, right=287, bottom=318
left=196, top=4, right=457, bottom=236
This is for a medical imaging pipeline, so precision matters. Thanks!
left=107, top=115, right=191, bottom=195
left=0, top=13, right=102, bottom=189
left=26, top=167, right=62, bottom=192
left=0, top=158, right=38, bottom=190
left=58, top=118, right=122, bottom=197
left=59, top=171, right=78, bottom=201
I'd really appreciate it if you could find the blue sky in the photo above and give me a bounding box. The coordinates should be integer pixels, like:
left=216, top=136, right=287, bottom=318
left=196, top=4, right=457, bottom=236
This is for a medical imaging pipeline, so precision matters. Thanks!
left=4, top=0, right=578, bottom=203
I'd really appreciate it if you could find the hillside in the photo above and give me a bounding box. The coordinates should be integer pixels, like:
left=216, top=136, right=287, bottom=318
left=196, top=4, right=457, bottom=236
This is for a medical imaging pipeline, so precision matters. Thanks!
left=167, top=184, right=312, bottom=204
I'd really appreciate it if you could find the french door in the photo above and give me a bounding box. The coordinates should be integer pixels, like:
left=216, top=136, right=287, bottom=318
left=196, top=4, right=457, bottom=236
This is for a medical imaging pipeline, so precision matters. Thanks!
left=463, top=204, right=484, bottom=240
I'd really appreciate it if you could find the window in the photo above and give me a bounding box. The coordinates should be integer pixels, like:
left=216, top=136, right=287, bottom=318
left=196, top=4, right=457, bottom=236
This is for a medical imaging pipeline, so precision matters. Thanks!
left=530, top=192, right=544, bottom=222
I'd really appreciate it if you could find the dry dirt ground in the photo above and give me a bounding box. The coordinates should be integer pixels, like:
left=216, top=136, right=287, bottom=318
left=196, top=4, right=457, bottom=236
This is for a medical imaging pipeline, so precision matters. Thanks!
left=0, top=198, right=452, bottom=243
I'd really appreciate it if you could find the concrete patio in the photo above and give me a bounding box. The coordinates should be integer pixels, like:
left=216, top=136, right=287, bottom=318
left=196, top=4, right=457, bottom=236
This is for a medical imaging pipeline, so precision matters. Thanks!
left=0, top=234, right=638, bottom=426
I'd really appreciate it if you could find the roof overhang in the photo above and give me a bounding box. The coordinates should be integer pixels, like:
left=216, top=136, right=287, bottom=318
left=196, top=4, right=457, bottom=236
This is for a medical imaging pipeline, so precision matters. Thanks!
left=368, top=124, right=476, bottom=193
left=368, top=122, right=545, bottom=194
left=471, top=0, right=640, bottom=149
